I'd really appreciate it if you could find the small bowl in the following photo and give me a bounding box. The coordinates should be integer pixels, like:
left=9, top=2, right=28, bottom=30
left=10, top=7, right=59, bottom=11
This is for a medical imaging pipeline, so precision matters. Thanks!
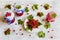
left=13, top=4, right=24, bottom=16
left=4, top=10, right=15, bottom=24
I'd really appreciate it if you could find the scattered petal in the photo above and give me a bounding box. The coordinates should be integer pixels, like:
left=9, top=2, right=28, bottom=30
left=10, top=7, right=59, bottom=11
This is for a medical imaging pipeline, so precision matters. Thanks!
left=4, top=28, right=11, bottom=35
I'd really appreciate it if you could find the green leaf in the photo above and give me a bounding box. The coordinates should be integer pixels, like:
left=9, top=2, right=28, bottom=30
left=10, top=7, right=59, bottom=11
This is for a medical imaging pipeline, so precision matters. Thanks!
left=5, top=4, right=11, bottom=9
left=27, top=15, right=33, bottom=20
left=37, top=12, right=44, bottom=17
left=44, top=22, right=50, bottom=29
left=4, top=28, right=11, bottom=35
left=44, top=4, right=50, bottom=10
left=25, top=7, right=29, bottom=12
left=37, top=31, right=45, bottom=38
left=25, top=25, right=32, bottom=31
left=38, top=22, right=42, bottom=26
left=32, top=4, right=38, bottom=10
left=51, top=13, right=57, bottom=18
left=18, top=19, right=23, bottom=25
left=16, top=5, right=21, bottom=9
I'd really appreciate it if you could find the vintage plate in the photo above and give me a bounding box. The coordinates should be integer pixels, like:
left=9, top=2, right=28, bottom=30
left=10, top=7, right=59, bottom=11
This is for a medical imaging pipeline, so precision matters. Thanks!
left=0, top=0, right=60, bottom=40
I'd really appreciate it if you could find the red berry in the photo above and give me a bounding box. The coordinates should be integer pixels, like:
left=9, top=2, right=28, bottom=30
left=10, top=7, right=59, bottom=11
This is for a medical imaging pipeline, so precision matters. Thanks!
left=5, top=12, right=11, bottom=17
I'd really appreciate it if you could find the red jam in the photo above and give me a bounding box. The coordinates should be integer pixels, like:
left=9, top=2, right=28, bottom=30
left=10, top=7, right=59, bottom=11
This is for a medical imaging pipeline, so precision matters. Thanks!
left=15, top=12, right=23, bottom=16
left=15, top=10, right=24, bottom=16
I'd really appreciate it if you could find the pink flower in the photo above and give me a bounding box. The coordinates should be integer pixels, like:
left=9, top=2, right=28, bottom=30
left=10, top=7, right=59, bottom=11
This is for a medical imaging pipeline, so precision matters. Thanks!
left=46, top=11, right=57, bottom=22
